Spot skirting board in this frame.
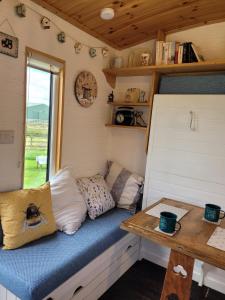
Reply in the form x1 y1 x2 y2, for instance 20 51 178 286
140 239 225 295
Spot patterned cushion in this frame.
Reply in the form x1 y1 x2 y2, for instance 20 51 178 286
77 175 115 220
105 161 144 211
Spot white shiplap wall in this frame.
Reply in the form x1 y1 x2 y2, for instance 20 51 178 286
142 94 225 293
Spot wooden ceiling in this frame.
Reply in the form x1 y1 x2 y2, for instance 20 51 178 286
31 0 225 49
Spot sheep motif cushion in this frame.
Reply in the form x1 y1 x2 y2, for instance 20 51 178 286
0 183 56 250
77 174 115 220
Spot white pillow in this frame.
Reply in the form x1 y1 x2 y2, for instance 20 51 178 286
50 167 87 234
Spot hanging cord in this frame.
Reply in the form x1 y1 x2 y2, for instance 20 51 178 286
21 2 106 50
0 18 17 36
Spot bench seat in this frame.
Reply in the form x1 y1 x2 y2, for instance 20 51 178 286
0 208 131 300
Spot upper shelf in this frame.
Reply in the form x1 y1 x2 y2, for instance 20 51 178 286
103 59 225 88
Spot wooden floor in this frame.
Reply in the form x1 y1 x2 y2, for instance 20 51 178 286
100 260 225 300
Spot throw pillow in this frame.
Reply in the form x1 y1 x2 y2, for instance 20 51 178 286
105 161 144 211
77 174 115 220
0 183 56 250
50 167 87 234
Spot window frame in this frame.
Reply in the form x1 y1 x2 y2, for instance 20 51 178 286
22 47 65 187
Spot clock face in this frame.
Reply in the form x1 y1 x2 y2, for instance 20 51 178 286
74 71 97 107
116 113 125 124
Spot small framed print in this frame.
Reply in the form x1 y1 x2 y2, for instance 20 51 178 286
0 32 19 58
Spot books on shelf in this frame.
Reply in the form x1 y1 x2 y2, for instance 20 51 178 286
156 41 204 65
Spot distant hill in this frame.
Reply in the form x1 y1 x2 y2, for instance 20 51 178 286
27 104 49 121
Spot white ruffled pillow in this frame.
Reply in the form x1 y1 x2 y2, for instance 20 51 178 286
50 167 87 235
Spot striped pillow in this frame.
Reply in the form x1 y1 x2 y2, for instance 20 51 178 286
105 161 144 211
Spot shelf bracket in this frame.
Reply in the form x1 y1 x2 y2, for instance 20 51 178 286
103 70 116 89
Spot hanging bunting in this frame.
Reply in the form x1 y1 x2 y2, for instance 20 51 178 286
7 1 110 57
15 3 26 17
41 16 51 29
74 42 82 54
89 48 97 58
57 32 65 43
102 47 109 57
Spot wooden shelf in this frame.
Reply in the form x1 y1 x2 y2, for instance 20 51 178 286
103 59 225 88
108 102 150 107
105 124 147 131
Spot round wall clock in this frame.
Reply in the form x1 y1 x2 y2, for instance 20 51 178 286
74 71 97 107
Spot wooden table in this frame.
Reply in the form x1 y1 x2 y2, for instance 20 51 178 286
120 198 225 300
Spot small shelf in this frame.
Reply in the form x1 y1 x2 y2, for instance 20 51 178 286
103 59 225 88
108 102 150 107
105 124 147 131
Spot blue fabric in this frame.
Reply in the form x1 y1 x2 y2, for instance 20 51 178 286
159 73 225 94
0 224 2 246
0 208 130 300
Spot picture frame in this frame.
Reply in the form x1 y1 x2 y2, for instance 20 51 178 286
0 32 19 58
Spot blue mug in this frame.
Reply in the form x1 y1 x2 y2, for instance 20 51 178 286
204 204 225 222
159 211 181 234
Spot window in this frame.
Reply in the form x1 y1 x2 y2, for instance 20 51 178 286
23 48 65 188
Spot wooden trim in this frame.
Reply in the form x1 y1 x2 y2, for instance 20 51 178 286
145 71 160 153
55 66 65 172
160 250 195 300
105 124 147 131
22 47 65 186
108 102 150 107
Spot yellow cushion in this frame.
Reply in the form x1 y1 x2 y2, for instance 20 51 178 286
0 183 56 250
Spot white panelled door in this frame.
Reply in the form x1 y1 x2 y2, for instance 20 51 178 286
143 94 225 209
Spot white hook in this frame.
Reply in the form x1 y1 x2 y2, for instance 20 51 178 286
189 111 195 131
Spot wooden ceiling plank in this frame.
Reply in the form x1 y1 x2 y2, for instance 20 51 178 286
30 0 121 49
101 0 225 40
31 0 225 49
93 0 199 33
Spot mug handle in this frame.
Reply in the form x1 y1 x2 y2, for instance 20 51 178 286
175 221 181 232
219 210 225 219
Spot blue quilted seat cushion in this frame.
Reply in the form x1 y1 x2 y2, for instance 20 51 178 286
0 208 131 300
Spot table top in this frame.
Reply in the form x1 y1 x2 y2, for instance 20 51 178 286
120 198 225 270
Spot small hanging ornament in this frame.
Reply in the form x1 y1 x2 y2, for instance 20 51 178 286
89 47 97 58
102 47 109 57
57 32 65 43
41 16 51 29
74 42 82 54
15 3 26 17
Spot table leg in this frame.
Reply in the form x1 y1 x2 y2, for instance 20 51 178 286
160 249 194 300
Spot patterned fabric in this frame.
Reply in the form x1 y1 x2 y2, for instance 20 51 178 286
0 208 130 300
105 161 144 211
77 174 115 219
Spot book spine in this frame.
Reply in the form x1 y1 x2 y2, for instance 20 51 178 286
182 42 187 63
190 43 198 62
164 42 169 64
167 41 176 64
178 44 183 64
174 42 180 64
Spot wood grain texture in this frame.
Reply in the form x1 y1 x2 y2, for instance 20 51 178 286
160 250 194 300
121 198 225 270
30 0 225 49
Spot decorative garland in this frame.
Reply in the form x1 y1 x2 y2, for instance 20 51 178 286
1 0 110 58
